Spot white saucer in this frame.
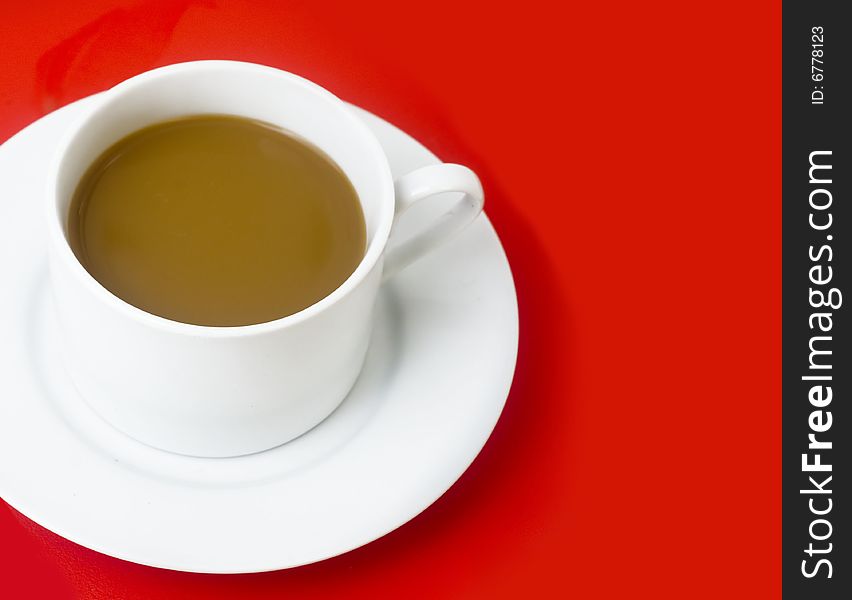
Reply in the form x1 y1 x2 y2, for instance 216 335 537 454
0 96 518 573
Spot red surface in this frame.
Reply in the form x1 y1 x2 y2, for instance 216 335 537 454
0 1 781 598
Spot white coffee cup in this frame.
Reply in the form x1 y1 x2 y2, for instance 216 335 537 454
46 61 484 457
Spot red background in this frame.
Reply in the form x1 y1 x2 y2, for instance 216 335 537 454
0 1 781 598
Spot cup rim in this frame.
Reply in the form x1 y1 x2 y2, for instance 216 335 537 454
46 60 395 338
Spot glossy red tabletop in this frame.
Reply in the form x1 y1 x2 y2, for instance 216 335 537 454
0 1 780 598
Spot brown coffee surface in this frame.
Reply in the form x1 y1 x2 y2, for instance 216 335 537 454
68 115 366 326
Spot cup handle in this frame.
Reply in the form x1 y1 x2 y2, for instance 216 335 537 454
383 163 484 280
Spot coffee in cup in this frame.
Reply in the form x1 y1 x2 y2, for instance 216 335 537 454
67 114 366 327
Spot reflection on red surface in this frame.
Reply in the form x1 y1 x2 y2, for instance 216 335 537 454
35 0 206 111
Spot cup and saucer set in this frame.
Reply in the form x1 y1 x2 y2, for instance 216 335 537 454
0 61 518 573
